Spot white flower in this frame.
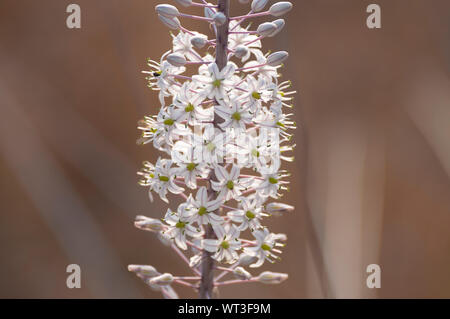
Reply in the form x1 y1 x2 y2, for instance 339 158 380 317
192 125 229 165
233 131 279 171
256 167 290 199
244 228 285 268
172 31 203 62
171 81 213 125
240 75 271 112
155 106 191 148
144 51 185 106
137 116 170 153
203 224 241 263
228 195 268 231
211 164 247 201
215 98 253 134
163 204 202 250
150 158 185 203
188 186 223 226
243 50 279 82
172 141 209 189
193 62 237 102
229 21 262 62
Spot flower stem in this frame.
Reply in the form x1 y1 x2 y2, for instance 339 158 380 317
199 0 230 300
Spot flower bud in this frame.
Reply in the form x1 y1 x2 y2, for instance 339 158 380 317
189 254 202 268
155 4 180 18
238 253 258 266
158 231 172 246
167 53 187 67
128 264 159 277
273 233 288 242
257 271 288 284
204 3 216 19
158 15 181 30
267 51 289 66
265 202 294 214
162 286 179 299
234 45 249 59
134 215 164 231
269 19 285 37
251 0 269 12
213 12 227 26
233 267 252 280
257 22 277 37
191 36 207 49
269 2 293 17
175 0 192 7
149 273 174 286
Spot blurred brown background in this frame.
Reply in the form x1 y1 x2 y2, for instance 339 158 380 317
1 0 449 298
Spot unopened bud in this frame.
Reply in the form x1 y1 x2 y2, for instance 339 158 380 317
213 12 226 26
149 273 174 286
269 2 293 17
128 264 159 277
238 253 258 266
234 45 249 59
191 36 207 49
158 231 172 246
257 22 277 37
158 15 181 30
134 215 164 231
257 271 288 284
162 286 179 299
155 4 180 18
269 19 285 37
167 53 187 67
251 0 269 12
267 51 289 66
233 267 252 280
265 202 294 214
174 0 192 7
204 3 216 19
273 233 288 242
189 254 202 268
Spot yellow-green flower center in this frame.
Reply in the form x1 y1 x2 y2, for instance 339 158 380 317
206 142 216 152
246 210 256 219
213 79 222 88
232 112 241 121
269 177 278 184
164 118 175 126
185 103 195 113
226 181 234 190
198 206 208 216
261 243 271 251
176 221 186 229
276 121 285 128
186 163 197 171
252 91 261 100
220 241 230 249
159 175 170 182
251 149 260 157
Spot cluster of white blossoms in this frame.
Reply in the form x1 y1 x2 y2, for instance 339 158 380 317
129 0 296 299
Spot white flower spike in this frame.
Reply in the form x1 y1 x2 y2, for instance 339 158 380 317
130 0 296 299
